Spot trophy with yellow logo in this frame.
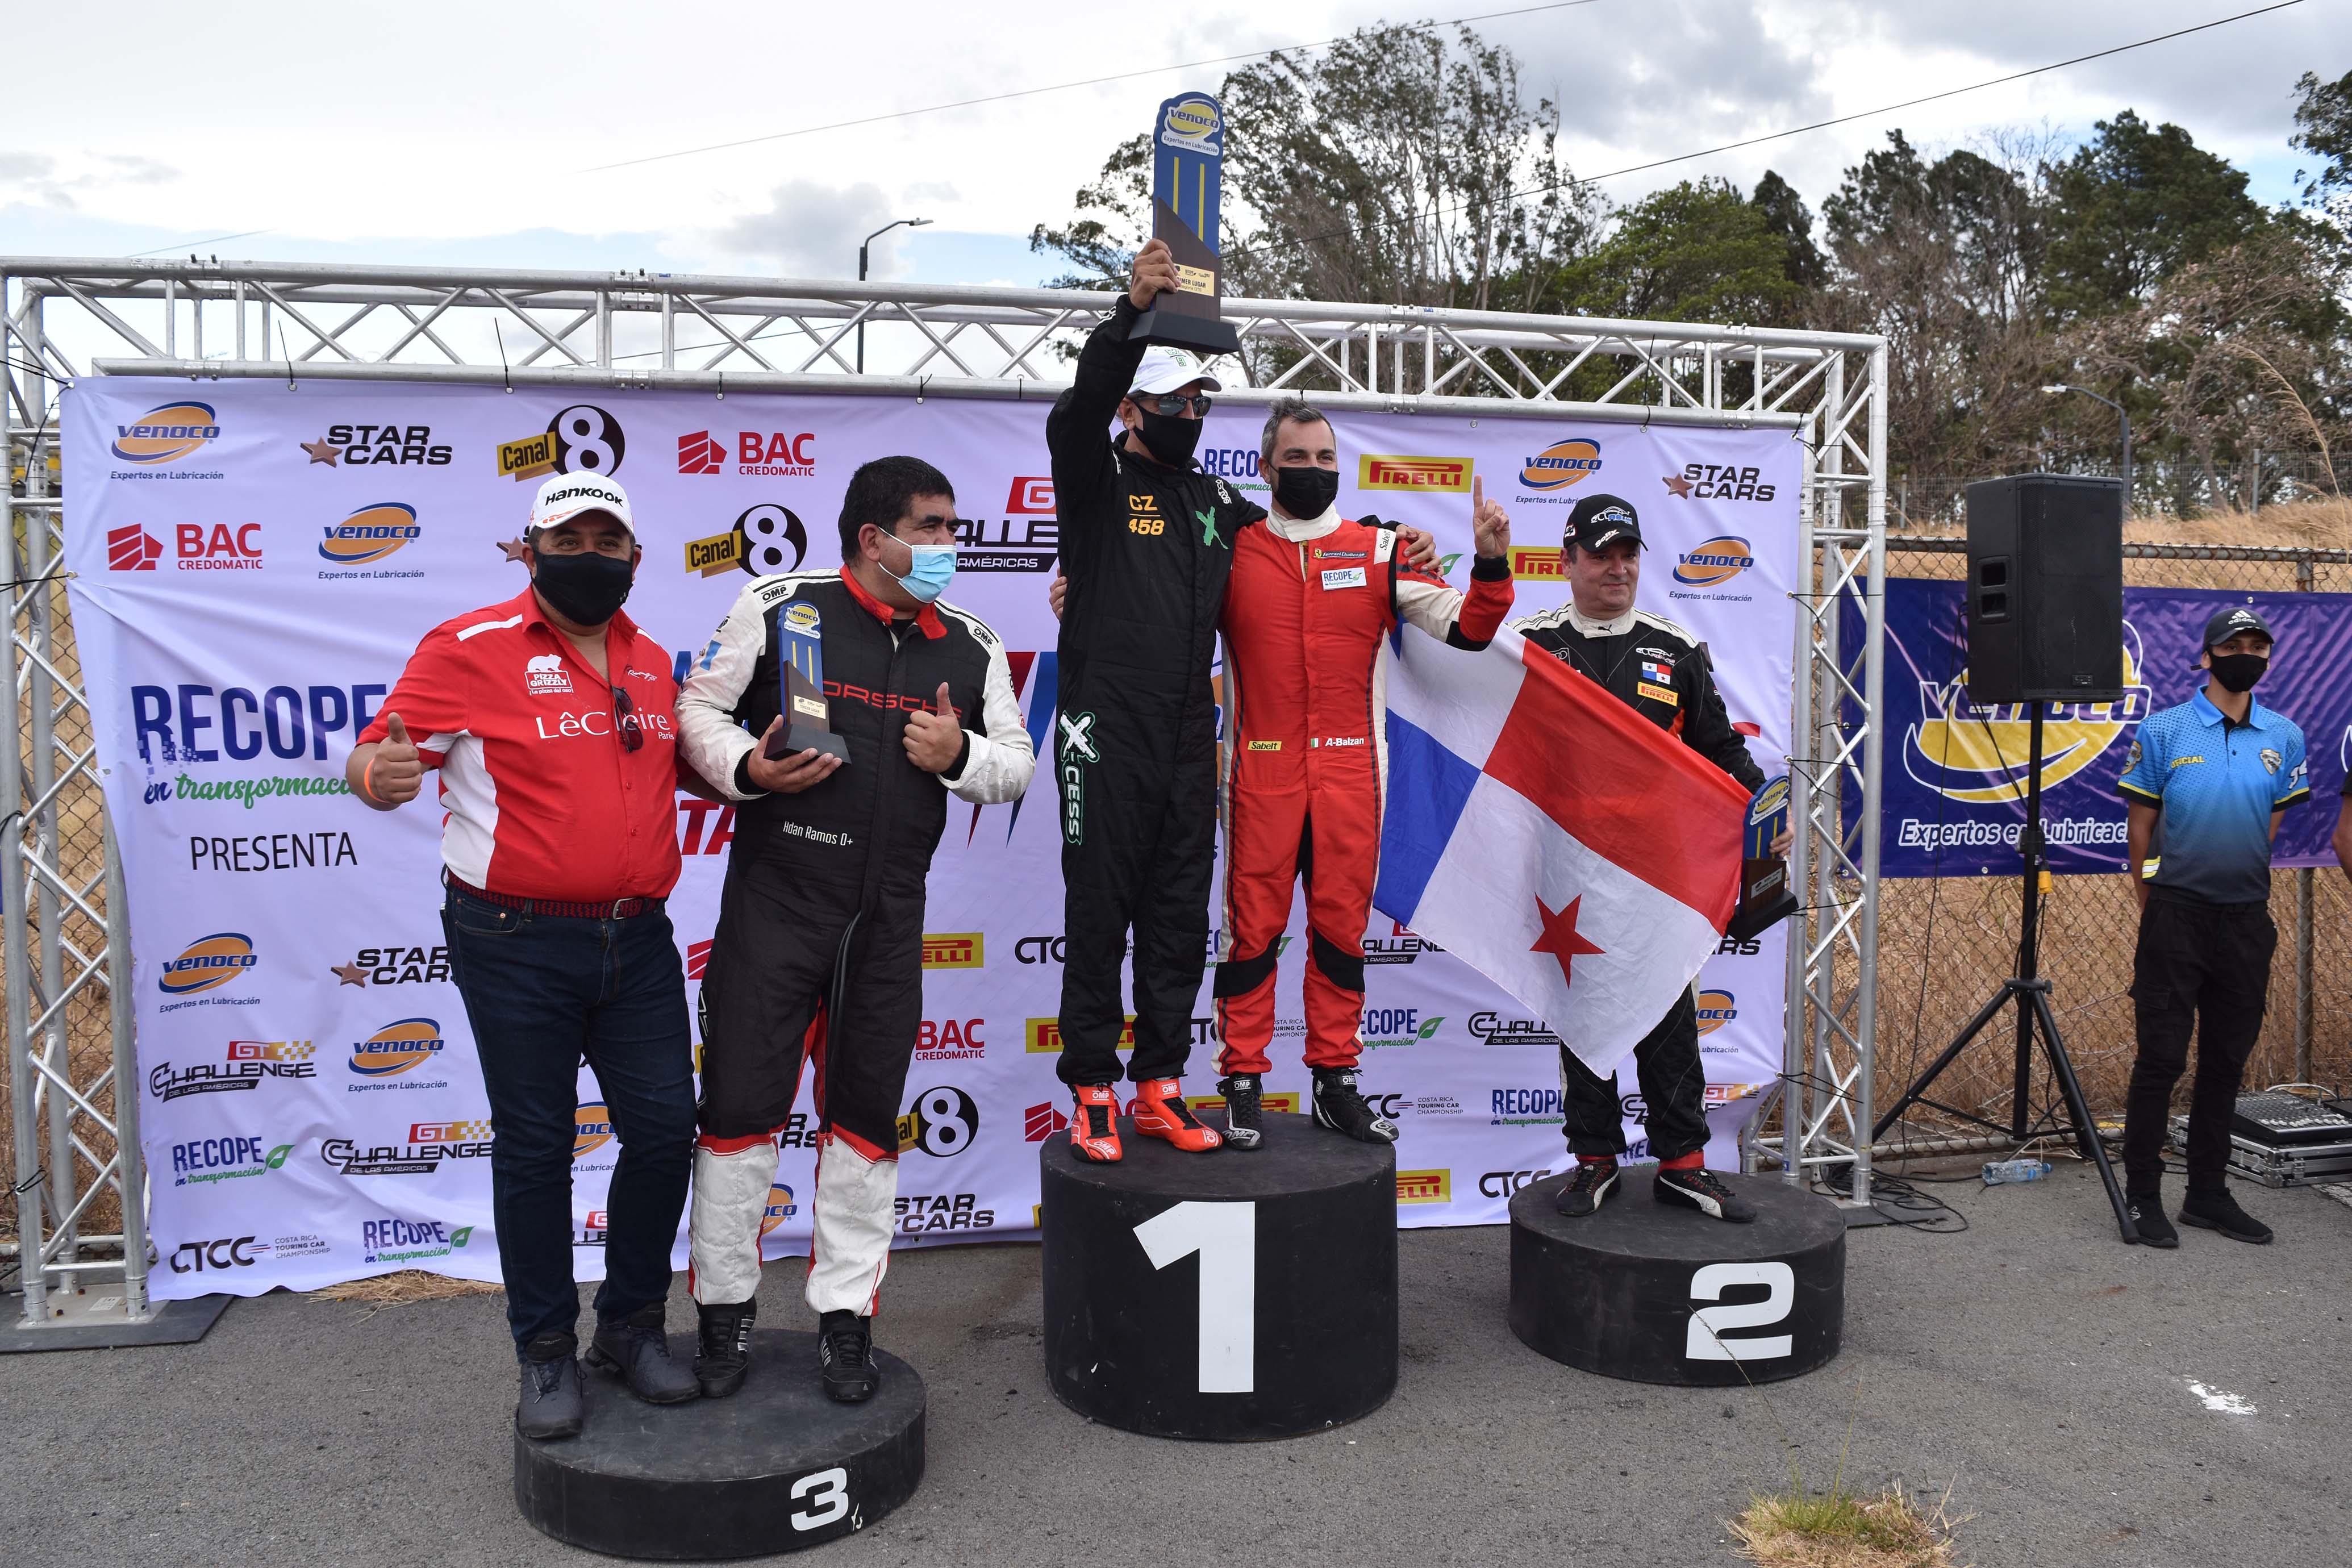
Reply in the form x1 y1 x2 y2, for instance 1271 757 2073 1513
1727 774 1797 940
1131 91 1241 356
763 600 849 763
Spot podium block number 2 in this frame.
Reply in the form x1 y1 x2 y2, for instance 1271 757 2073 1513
1685 1261 1795 1362
1134 1200 1256 1393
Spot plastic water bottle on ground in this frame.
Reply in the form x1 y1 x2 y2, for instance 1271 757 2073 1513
1982 1157 2053 1185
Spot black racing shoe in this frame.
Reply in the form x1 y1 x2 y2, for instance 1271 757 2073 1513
1311 1067 1399 1144
819 1310 881 1403
2180 1188 2272 1245
1217 1074 1265 1152
2126 1195 2178 1248
516 1333 585 1441
1554 1160 1620 1217
695 1300 757 1399
585 1303 700 1404
1654 1165 1758 1223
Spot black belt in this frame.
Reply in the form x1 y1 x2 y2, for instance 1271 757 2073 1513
445 874 662 921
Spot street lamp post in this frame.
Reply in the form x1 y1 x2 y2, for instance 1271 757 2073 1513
857 217 932 374
2042 383 2132 513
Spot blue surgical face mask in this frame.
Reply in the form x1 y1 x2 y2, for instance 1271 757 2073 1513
880 536 958 603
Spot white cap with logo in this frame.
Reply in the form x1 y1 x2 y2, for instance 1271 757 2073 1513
1129 348 1226 397
528 472 635 536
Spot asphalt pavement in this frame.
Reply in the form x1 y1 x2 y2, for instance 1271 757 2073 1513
4 1164 2346 1567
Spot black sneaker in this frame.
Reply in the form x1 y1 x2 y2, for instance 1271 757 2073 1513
2180 1188 2272 1245
584 1303 700 1404
1654 1165 1757 1223
516 1333 585 1441
1555 1160 1619 1217
695 1300 757 1399
2126 1196 2178 1248
1311 1067 1399 1144
1218 1074 1265 1151
818 1309 880 1403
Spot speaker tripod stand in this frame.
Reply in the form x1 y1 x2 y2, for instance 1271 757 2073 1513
1873 705 2138 1243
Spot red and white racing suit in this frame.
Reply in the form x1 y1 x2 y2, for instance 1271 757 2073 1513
1212 507 1513 1077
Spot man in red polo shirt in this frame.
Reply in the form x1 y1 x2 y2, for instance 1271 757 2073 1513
346 471 699 1440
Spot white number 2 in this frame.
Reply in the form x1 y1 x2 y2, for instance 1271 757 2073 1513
1685 1262 1795 1362
789 1466 849 1531
1133 1200 1256 1393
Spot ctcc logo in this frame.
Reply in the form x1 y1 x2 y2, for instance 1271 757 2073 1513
1478 1169 1554 1198
170 1236 265 1273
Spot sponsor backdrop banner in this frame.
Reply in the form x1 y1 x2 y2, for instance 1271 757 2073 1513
65 380 1799 1298
1857 578 2352 878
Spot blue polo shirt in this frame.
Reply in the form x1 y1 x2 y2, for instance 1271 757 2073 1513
2117 687 2311 904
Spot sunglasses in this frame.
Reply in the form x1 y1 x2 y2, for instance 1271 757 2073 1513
611 685 644 753
1136 391 1213 418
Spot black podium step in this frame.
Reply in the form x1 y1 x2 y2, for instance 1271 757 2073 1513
1508 1167 1845 1386
1041 1110 1398 1440
514 1329 924 1559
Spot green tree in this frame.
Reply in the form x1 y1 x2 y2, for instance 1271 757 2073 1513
1751 169 1826 292
2041 110 2268 316
1552 178 1798 324
2292 68 2352 248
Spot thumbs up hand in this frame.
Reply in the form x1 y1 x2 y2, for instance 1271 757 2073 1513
902 682 966 774
355 711 424 808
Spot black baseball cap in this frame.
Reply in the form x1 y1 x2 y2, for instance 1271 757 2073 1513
2195 604 2275 668
1563 493 1644 552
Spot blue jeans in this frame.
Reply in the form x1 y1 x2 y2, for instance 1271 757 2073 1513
441 882 696 1354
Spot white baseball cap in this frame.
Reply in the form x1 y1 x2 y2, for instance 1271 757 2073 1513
1129 348 1224 398
528 472 635 536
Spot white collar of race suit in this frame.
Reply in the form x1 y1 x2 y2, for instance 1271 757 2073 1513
1262 503 1342 543
1564 602 1639 637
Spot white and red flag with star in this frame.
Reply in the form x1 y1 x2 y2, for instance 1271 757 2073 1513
1372 625 1748 1073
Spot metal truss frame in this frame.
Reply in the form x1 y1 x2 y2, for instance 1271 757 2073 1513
0 256 1887 1328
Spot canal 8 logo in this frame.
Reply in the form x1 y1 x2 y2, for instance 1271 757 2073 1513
896 1085 980 1157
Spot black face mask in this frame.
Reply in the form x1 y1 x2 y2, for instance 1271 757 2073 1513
1136 409 1203 467
533 549 636 626
1272 464 1340 519
2208 652 2268 694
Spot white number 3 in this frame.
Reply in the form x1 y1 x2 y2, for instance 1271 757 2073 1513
789 1466 849 1531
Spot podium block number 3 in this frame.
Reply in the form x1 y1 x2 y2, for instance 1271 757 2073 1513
1135 1200 1256 1392
1685 1261 1795 1362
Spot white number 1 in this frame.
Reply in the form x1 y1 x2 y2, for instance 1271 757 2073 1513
1133 1200 1256 1392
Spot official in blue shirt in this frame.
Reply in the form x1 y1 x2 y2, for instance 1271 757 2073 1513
2115 606 2311 1248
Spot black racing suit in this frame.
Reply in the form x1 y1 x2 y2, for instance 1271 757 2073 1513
1047 297 1265 1087
1516 601 1766 1161
676 566 1033 1313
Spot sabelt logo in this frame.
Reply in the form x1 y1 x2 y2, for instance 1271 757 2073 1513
761 1183 799 1236
1507 546 1565 581
1673 535 1755 587
318 502 422 565
1694 989 1737 1035
575 1102 614 1159
922 933 983 969
159 933 258 995
111 401 220 465
1359 454 1473 494
1520 438 1603 491
349 1017 445 1077
1396 1169 1453 1204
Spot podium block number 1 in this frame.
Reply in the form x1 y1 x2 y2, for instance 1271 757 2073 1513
1135 1200 1256 1392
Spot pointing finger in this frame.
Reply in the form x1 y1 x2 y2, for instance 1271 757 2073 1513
1473 474 1483 511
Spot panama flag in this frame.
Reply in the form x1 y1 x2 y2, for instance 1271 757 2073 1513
1374 628 1749 1074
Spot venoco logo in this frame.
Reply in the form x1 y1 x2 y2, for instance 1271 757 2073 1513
111 401 220 465
760 1183 800 1236
1519 437 1603 491
159 933 258 995
349 1018 445 1078
1694 989 1737 1035
1905 627 2151 804
318 502 422 565
575 1103 615 1160
1673 536 1755 587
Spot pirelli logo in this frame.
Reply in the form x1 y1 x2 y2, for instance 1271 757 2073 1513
1026 1016 1136 1053
1360 454 1473 494
1396 1169 1452 1204
922 933 984 970
1509 545 1565 579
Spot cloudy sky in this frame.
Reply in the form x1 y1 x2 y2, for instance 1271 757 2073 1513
0 0 2336 290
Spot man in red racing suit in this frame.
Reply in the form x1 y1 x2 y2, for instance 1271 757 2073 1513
1212 398 1515 1146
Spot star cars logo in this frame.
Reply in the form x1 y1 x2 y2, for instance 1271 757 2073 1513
159 932 259 995
1358 454 1472 494
575 1103 614 1160
1695 990 1737 1035
318 502 423 566
302 424 452 468
1663 464 1776 502
896 1192 996 1233
349 1017 445 1078
107 523 164 570
111 401 220 465
150 1039 316 1100
760 1184 799 1236
1396 1169 1452 1204
498 404 625 481
331 944 452 987
896 1085 980 1157
921 933 983 969
1520 437 1603 492
1905 627 2150 804
677 430 726 475
1673 536 1754 587
320 1119 494 1176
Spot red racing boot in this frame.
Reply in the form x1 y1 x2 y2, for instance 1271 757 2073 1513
1068 1084 1124 1164
1130 1078 1223 1153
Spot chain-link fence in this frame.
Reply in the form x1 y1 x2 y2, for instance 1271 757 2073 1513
1870 527 2352 1147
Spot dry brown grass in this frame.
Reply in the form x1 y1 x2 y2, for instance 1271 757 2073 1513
1729 1483 1964 1568
308 1271 504 1306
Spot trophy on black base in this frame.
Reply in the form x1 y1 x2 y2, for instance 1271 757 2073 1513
1131 91 1241 357
762 599 850 764
1726 774 1798 941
